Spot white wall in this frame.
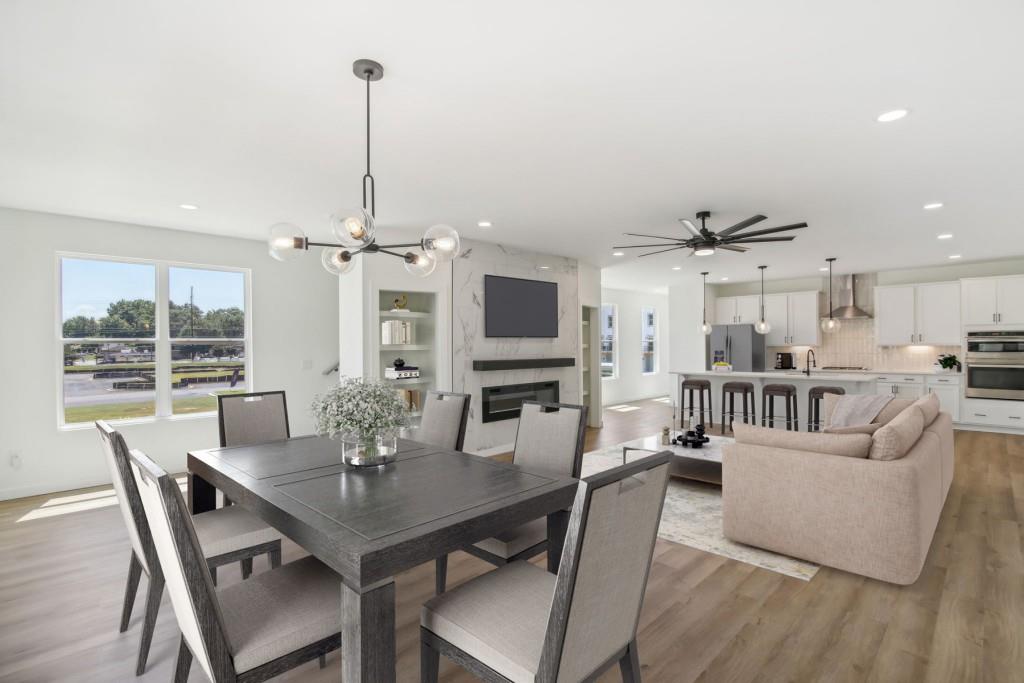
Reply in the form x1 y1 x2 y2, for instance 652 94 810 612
600 288 672 405
669 277 707 373
0 208 338 500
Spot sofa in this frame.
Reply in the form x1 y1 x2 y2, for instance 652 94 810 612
721 392 954 585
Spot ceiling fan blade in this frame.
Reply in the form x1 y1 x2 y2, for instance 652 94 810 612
715 214 767 238
613 243 692 249
721 223 808 240
678 219 701 237
638 246 687 257
729 236 798 244
624 232 685 241
687 250 695 257
717 244 750 252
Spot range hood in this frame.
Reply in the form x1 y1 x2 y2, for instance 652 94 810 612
825 273 874 320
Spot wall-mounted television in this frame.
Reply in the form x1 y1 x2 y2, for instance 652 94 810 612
484 274 558 338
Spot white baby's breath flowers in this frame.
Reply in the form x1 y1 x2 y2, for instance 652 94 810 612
311 376 408 439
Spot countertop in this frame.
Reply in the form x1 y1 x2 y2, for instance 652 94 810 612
670 369 963 382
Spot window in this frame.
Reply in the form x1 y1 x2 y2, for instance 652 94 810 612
600 304 617 379
641 307 657 374
58 255 250 426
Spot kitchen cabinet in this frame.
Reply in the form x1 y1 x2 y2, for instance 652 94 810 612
962 397 1024 428
875 374 925 400
961 275 1024 325
875 281 960 346
739 291 820 346
763 294 789 346
926 375 961 422
715 295 761 324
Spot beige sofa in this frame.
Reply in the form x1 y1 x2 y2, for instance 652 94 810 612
721 394 954 585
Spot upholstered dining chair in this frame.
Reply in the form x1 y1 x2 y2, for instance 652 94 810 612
127 447 342 683
434 401 588 594
415 390 471 451
421 451 671 683
96 421 283 676
217 391 290 448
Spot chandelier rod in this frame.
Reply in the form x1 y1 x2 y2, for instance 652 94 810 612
362 70 376 218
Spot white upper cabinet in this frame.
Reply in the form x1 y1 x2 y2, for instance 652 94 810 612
996 277 1024 325
788 291 821 346
715 295 762 324
875 281 961 346
763 294 789 346
715 297 735 325
961 276 1024 325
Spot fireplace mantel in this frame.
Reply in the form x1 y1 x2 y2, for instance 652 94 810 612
472 358 575 371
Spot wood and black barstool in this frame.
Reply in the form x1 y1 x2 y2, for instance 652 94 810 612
680 378 714 430
808 385 846 431
720 381 756 433
762 383 799 430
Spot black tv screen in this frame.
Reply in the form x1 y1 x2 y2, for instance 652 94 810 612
484 275 558 338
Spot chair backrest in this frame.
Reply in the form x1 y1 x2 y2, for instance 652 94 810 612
538 451 671 682
512 401 588 478
416 391 471 451
218 391 290 447
128 448 234 682
95 421 156 576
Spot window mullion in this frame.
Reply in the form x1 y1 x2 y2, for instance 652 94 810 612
155 263 172 417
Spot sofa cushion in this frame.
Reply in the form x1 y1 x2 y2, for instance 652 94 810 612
869 405 925 461
732 423 872 459
873 398 916 426
911 391 940 426
824 423 883 435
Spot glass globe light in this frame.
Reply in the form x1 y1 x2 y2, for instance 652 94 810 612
268 223 307 261
321 248 356 276
754 318 771 334
403 251 437 278
421 224 461 262
821 317 841 333
329 208 375 248
701 322 713 336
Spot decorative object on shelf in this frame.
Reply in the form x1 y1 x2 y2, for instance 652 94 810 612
614 210 807 258
754 265 771 335
671 424 711 449
381 319 414 345
385 364 420 379
266 59 460 277
662 426 671 445
391 294 408 311
701 271 712 335
821 257 841 333
393 358 405 368
311 377 408 467
937 353 961 373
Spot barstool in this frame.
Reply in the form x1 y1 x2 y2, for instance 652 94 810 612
762 383 799 431
680 378 713 430
721 381 756 434
808 386 846 432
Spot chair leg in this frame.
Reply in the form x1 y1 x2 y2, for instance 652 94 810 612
269 544 282 569
120 551 142 633
319 654 327 669
210 565 217 587
793 395 799 431
136 573 164 675
706 389 713 428
785 395 792 431
421 635 440 683
728 392 735 433
619 639 642 683
698 390 705 429
435 555 448 595
241 557 253 580
174 636 192 683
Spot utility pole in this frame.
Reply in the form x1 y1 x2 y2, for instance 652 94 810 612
189 285 196 360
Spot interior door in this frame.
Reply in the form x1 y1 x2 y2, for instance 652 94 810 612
763 294 789 346
715 297 736 324
735 296 761 324
788 291 821 346
875 286 916 346
961 278 998 325
916 282 961 344
997 276 1024 325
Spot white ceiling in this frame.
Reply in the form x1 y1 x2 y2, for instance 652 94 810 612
2 1 1023 291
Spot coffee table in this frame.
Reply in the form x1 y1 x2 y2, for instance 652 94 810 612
620 434 732 486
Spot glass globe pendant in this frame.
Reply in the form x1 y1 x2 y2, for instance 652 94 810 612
321 248 356 275
268 223 307 261
702 321 713 336
330 207 375 248
403 251 437 277
821 317 841 333
754 265 770 335
421 224 461 262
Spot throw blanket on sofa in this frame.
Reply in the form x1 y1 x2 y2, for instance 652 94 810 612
829 394 893 428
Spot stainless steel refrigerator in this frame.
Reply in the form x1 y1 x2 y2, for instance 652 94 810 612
706 324 766 372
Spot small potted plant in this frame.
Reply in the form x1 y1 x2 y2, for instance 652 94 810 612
311 377 409 466
937 353 961 373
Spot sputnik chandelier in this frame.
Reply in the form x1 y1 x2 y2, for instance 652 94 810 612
266 59 459 276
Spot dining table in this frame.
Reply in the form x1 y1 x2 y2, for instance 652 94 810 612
187 435 580 682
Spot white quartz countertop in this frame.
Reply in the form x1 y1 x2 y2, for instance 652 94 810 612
671 370 875 383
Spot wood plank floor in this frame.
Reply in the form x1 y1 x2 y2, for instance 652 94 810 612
1 398 1021 682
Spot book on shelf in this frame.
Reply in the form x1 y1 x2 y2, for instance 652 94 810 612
385 366 421 379
381 320 415 345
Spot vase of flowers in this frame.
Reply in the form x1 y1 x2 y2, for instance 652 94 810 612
311 377 409 467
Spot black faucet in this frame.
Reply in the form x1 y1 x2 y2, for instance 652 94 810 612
805 348 816 376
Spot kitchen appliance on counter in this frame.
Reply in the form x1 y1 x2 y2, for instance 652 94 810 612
775 352 796 370
965 331 1024 400
707 324 766 372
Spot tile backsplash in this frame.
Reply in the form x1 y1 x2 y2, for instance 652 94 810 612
769 319 960 371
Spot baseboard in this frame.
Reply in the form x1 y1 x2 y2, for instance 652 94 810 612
952 422 1024 435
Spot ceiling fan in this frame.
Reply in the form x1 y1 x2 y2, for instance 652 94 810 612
615 210 808 258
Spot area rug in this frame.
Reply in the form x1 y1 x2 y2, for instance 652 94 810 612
581 442 820 581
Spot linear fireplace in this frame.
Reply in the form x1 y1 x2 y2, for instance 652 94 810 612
481 381 559 423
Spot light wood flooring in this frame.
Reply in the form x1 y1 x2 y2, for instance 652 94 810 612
1 398 1022 682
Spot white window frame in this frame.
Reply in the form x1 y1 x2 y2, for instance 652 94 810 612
600 303 618 380
641 306 658 375
55 252 253 429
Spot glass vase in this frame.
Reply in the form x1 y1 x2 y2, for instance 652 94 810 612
341 430 398 467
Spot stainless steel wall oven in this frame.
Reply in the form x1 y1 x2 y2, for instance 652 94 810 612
965 331 1024 400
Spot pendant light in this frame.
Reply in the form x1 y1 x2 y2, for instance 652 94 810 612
700 272 712 335
754 265 771 334
267 59 459 277
821 257 841 333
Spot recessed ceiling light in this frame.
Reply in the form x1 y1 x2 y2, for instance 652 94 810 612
819 267 829 272
612 251 625 257
720 277 729 281
948 254 962 260
477 220 492 228
179 203 199 210
923 202 943 210
672 266 681 271
937 233 953 240
876 109 909 123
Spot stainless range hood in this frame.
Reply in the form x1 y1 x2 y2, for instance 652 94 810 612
825 273 874 320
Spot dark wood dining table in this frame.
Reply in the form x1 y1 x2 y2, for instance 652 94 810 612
187 435 580 682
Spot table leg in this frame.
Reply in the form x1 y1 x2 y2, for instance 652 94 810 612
547 510 570 573
342 580 396 683
187 472 216 514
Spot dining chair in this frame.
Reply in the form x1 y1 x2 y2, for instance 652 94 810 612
415 390 471 451
421 451 671 683
435 401 588 594
96 421 283 675
217 391 290 448
127 446 342 683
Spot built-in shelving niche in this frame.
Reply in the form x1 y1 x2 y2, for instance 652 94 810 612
377 290 437 422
